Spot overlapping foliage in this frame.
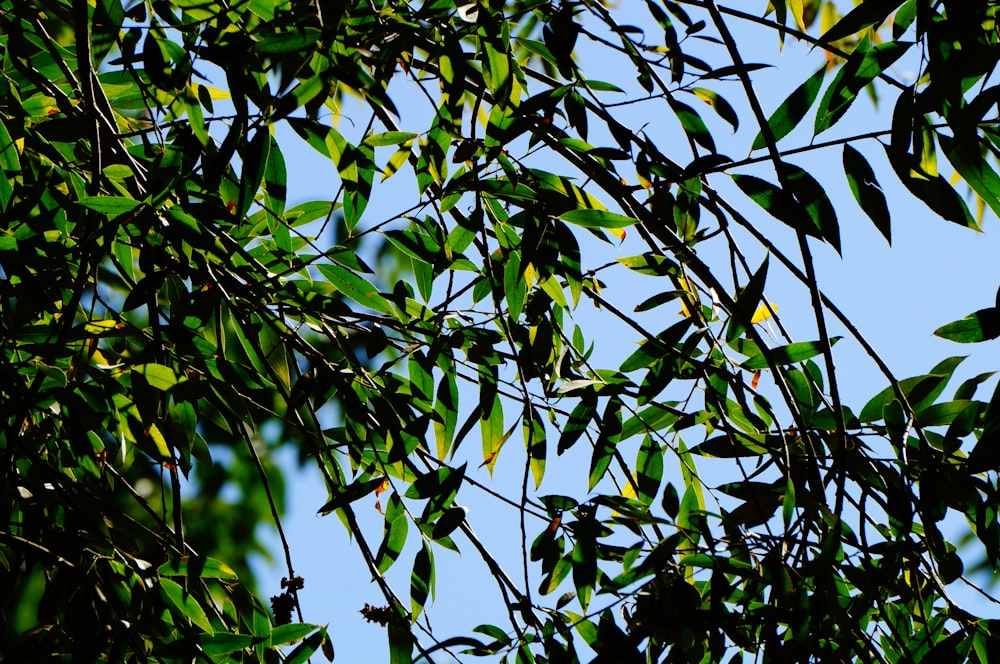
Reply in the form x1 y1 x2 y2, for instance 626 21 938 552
3 0 1000 661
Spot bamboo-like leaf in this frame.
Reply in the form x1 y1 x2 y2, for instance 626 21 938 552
525 406 547 489
79 196 142 216
160 578 213 633
883 144 978 230
558 209 638 230
940 134 1000 220
752 66 825 150
726 256 769 342
316 264 392 314
410 541 434 620
934 308 1000 343
819 0 905 43
743 337 841 370
375 493 408 573
815 39 912 134
843 144 891 243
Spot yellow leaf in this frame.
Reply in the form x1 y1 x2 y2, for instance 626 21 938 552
788 0 807 31
751 303 778 324
524 262 536 289
147 423 172 460
83 319 122 335
621 477 637 500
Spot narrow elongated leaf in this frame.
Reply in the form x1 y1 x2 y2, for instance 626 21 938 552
79 196 142 216
819 0 905 43
132 364 181 391
690 87 739 132
589 398 622 490
860 357 966 422
199 633 255 656
815 40 912 134
883 144 977 230
635 435 663 506
375 493 408 573
365 131 418 147
270 623 321 646
316 264 392 314
743 337 841 370
160 578 213 633
620 319 692 373
559 397 596 454
940 134 1000 220
525 406 547 489
934 308 1000 343
434 365 459 459
752 66 825 150
317 476 386 515
726 257 769 342
158 557 239 581
731 174 794 225
558 209 637 230
843 144 891 243
389 616 413 664
410 542 434 620
670 99 715 152
781 162 841 252
256 27 321 53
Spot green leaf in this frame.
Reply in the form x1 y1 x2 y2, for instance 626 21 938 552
389 614 413 664
781 162 841 252
434 365 459 459
616 253 678 276
283 630 327 664
620 319 692 373
843 144 891 243
317 476 386 515
559 397 596 454
860 357 966 422
743 337 841 370
819 0 905 43
365 131 418 147
635 435 663 506
670 99 715 152
270 623 321 646
199 633 255 655
256 27 321 53
690 433 769 458
940 134 1000 221
158 557 239 581
0 118 18 210
815 39 911 134
410 541 435 620
78 196 142 216
160 578 213 633
726 256 769 342
558 209 638 230
132 364 181 391
375 493 409 573
525 406 547 489
731 174 794 225
316 264 392 314
691 88 739 133
583 79 625 93
883 144 978 230
752 66 825 150
934 308 1000 343
589 398 622 490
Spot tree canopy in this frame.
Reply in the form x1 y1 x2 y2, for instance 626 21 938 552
3 0 1000 661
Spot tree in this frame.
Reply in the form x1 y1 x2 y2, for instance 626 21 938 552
3 0 1000 661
